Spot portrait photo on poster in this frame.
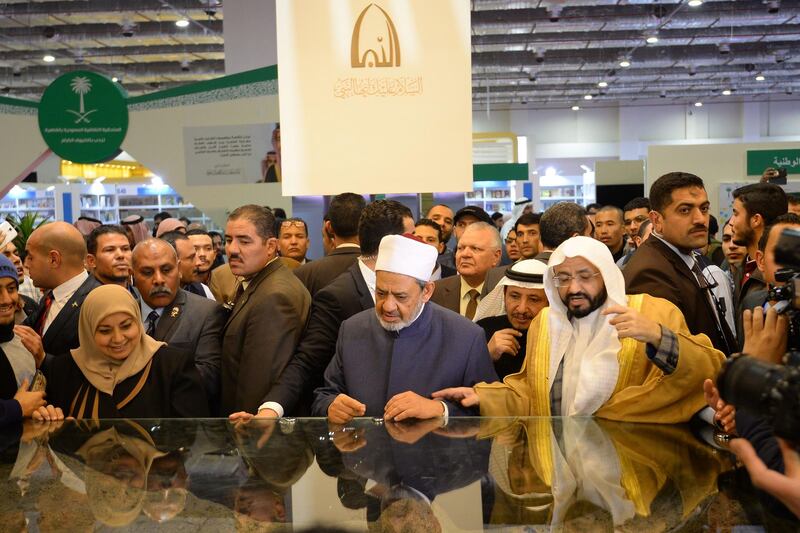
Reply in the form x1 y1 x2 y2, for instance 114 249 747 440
183 122 280 185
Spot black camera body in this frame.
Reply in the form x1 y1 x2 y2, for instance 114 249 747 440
717 227 800 441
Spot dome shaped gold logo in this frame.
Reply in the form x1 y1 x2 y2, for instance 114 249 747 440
351 3 400 68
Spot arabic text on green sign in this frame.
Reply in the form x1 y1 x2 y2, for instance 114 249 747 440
38 70 128 163
746 149 800 176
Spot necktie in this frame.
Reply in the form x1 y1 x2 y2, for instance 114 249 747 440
465 289 480 320
37 292 53 336
146 310 160 337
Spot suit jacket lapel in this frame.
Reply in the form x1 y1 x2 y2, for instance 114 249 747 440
224 260 281 329
155 290 186 341
43 275 97 345
350 264 374 310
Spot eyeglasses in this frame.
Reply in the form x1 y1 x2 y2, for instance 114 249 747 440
553 271 601 287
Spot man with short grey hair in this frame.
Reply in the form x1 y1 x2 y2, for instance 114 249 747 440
430 222 501 318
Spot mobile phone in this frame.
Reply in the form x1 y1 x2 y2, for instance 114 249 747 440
0 221 17 250
28 370 46 392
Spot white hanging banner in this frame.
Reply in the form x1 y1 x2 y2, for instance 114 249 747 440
276 0 472 196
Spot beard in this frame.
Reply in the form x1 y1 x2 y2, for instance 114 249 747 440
732 225 755 247
378 297 425 332
563 287 608 319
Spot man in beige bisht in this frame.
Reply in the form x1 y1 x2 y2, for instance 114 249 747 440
435 236 725 423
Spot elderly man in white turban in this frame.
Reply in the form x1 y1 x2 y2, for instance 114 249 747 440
312 234 498 423
474 259 549 379
435 236 725 423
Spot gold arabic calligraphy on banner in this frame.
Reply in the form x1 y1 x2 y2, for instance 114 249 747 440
333 76 424 99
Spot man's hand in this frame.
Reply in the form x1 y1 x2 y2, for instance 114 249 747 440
14 326 45 368
488 329 522 361
31 404 63 422
328 394 366 424
602 304 661 346
384 391 444 422
432 387 479 408
385 418 443 444
731 437 800 518
703 379 736 434
330 426 367 453
228 408 280 423
13 379 46 417
743 307 788 364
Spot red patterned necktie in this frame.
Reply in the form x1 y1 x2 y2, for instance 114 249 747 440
37 292 54 335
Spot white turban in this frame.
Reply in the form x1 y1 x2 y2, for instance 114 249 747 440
473 259 547 322
376 234 438 282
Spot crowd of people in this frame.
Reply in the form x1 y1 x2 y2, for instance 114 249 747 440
1 172 800 515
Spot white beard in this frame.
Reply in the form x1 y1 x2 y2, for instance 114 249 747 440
378 297 425 332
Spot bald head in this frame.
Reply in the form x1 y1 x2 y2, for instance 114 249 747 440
25 222 88 289
132 238 178 266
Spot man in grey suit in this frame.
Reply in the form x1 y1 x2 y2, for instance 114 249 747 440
430 222 501 319
132 239 226 412
221 205 311 415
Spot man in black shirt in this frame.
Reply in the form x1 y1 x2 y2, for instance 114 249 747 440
474 259 548 378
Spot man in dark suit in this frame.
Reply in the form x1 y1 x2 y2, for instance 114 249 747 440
293 192 367 296
624 172 736 355
220 205 311 415
131 238 226 412
229 199 414 420
20 222 101 357
430 222 501 319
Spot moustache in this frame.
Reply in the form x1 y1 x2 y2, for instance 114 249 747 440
149 286 173 298
566 291 590 301
691 225 708 232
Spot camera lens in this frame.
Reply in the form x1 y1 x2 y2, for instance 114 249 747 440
717 356 783 414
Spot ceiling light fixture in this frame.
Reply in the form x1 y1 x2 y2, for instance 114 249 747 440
111 76 119 82
619 59 631 68
688 0 703 6
645 34 659 44
584 94 593 100
598 81 608 88
722 89 731 95
571 105 580 111
42 54 55 63
694 102 703 107
175 18 190 28
756 74 766 81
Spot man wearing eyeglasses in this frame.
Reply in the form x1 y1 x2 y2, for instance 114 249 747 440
434 236 724 423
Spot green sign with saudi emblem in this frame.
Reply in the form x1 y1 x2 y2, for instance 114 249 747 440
38 70 128 163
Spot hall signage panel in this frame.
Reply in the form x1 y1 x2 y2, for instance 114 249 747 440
276 0 472 195
746 149 800 176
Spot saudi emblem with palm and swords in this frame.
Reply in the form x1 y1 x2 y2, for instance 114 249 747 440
67 75 97 124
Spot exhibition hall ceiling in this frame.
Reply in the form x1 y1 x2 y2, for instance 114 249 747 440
1 0 798 108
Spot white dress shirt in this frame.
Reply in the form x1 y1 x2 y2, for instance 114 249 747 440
459 277 485 316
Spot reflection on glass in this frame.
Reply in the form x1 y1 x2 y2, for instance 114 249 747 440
0 417 793 530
